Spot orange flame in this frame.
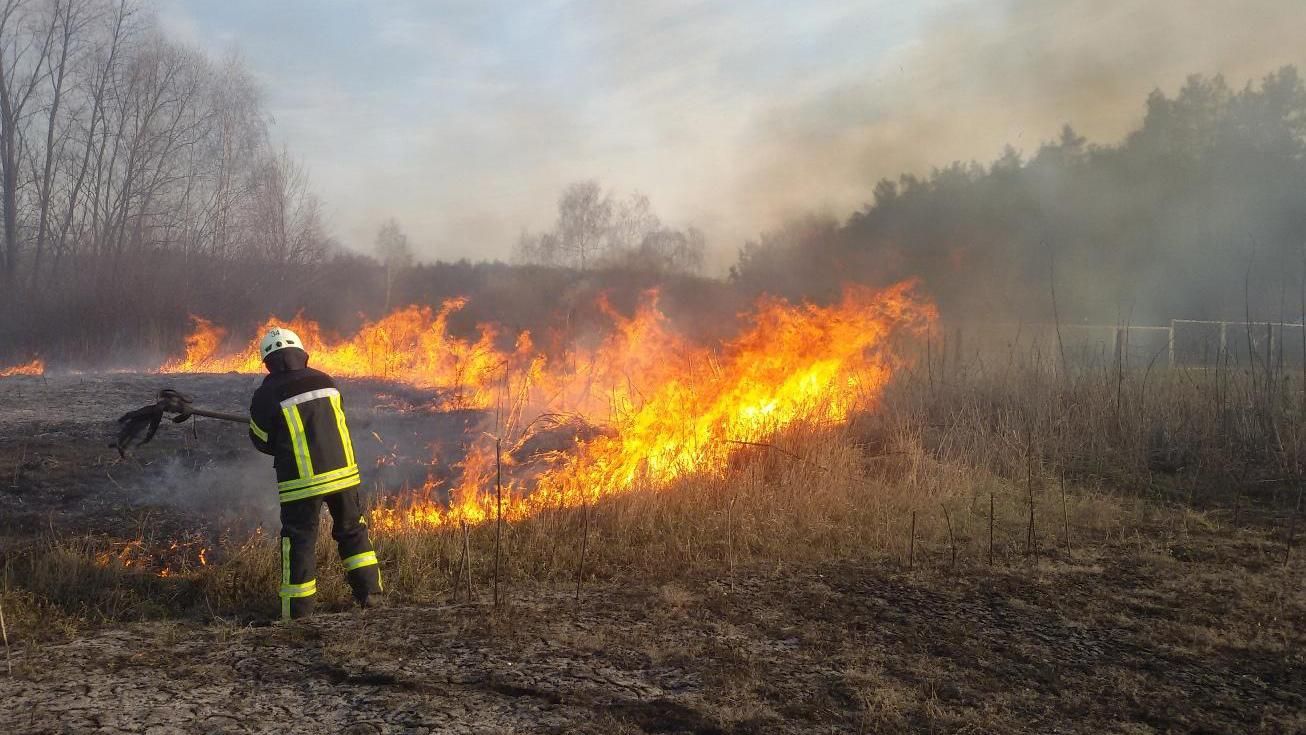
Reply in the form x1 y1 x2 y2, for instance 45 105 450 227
364 281 936 532
94 537 212 578
162 300 534 409
0 358 44 377
94 539 147 569
162 282 934 533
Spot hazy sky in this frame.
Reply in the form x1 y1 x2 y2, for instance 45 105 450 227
157 0 1306 271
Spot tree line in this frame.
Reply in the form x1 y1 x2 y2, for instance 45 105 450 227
731 67 1306 324
0 0 328 299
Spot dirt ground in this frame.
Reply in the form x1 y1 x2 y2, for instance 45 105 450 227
2 374 1304 734
6 549 1304 734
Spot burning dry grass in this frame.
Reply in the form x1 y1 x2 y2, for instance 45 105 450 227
161 302 528 410
4 298 1305 641
0 393 1145 632
0 359 44 377
357 401 1137 601
161 281 939 533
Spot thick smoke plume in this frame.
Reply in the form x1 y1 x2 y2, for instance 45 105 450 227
736 0 1306 239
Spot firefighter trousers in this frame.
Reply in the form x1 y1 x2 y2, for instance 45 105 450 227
279 486 382 620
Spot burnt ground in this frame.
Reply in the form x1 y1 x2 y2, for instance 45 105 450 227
1 374 1305 734
0 372 485 546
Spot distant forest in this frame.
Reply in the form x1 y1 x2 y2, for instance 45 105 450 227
732 67 1306 326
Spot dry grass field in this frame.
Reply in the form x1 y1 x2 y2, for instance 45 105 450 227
1 355 1303 733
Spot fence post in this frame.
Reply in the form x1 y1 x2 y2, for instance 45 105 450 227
953 326 963 376
1267 322 1274 379
1168 320 1176 368
941 326 949 384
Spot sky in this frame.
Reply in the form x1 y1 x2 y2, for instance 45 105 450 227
157 0 1306 271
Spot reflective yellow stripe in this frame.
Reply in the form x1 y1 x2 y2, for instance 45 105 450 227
329 394 355 466
281 388 338 407
342 551 377 571
278 472 360 503
277 464 359 492
280 579 317 597
250 419 269 442
282 405 314 479
281 537 291 620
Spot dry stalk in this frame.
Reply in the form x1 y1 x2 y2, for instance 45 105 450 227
0 597 10 676
493 436 503 609
926 326 935 397
989 492 995 566
458 521 473 602
576 496 591 608
725 439 831 473
1286 484 1303 567
1060 473 1072 557
1047 240 1068 377
941 503 957 568
1026 418 1037 560
908 511 916 570
11 442 25 488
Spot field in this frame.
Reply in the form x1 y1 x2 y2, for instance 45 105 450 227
1 363 1304 734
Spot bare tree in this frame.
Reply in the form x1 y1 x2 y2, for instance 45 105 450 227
27 0 94 287
246 147 326 266
555 179 611 271
0 0 57 285
94 34 212 275
516 180 705 275
0 0 342 360
200 52 263 261
375 217 413 309
606 191 660 253
48 0 136 284
635 226 706 275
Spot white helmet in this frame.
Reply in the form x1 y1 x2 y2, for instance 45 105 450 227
259 327 305 360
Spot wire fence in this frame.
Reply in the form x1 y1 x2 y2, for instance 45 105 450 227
925 319 1306 372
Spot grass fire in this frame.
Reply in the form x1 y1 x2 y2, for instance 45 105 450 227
0 359 44 377
2 2 1305 733
161 282 934 532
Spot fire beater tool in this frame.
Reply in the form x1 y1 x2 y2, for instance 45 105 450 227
114 388 247 457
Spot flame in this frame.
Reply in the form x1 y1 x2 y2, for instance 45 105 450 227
536 283 929 492
0 358 44 377
370 441 506 531
94 539 147 569
162 282 933 533
162 300 533 409
94 537 211 578
363 281 936 532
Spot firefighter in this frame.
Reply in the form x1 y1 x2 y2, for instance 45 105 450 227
248 327 382 620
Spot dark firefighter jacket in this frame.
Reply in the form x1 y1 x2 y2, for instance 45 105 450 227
249 348 360 503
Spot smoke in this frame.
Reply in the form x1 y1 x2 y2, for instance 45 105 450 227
130 382 495 535
734 0 1306 245
159 1 1305 272
142 453 279 533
